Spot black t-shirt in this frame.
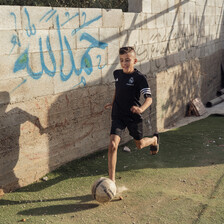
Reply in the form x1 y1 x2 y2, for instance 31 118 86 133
112 69 151 120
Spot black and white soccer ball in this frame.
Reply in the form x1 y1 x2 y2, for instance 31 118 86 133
91 177 116 203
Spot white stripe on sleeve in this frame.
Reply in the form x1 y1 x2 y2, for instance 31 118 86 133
140 88 151 95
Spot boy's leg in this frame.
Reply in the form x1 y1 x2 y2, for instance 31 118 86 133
127 119 159 154
134 136 157 150
108 134 121 182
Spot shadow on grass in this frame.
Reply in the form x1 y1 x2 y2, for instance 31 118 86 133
18 203 99 216
14 115 224 194
0 194 92 205
0 194 99 216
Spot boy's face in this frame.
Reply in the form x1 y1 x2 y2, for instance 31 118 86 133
119 51 137 74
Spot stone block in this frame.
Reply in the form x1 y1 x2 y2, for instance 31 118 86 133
142 0 152 13
72 47 107 73
204 25 210 36
54 8 79 29
173 51 181 65
217 0 224 7
167 0 175 12
99 28 119 65
0 6 21 30
166 54 175 67
49 30 62 51
49 29 76 52
0 91 10 105
140 29 150 44
100 28 119 46
101 64 120 84
21 6 54 31
180 50 187 62
84 66 102 87
0 54 31 81
76 28 99 49
73 48 88 69
128 29 140 46
53 70 82 94
183 13 190 26
146 44 153 59
54 65 102 94
102 9 123 28
79 8 102 29
135 45 149 62
158 42 168 57
151 0 167 14
30 50 61 75
145 13 156 29
108 45 120 65
148 28 159 44
165 13 175 27
216 0 221 7
19 29 50 53
0 30 20 56
119 30 129 47
195 0 207 7
170 39 179 53
157 27 166 42
140 60 151 75
60 29 77 50
140 13 149 29
215 41 222 51
0 75 54 103
123 12 143 30
151 43 161 58
92 47 108 68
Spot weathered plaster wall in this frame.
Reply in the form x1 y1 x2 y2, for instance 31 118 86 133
0 0 223 192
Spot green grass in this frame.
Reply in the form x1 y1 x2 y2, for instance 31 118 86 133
1 115 224 224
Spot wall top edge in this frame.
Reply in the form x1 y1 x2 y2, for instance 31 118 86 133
0 5 123 12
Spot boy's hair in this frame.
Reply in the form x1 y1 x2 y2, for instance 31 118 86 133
119 46 136 55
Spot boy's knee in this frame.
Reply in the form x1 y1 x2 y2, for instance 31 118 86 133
135 140 144 150
109 140 118 152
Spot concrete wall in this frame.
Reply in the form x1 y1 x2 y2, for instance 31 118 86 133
0 0 224 192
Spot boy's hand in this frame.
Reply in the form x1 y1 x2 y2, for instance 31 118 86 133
130 106 143 114
104 103 112 110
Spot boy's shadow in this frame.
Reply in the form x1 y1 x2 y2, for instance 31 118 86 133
0 194 99 215
0 91 44 192
18 203 99 215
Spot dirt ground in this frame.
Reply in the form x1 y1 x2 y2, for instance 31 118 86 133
0 102 224 224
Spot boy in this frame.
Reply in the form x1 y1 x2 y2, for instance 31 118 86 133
105 47 159 182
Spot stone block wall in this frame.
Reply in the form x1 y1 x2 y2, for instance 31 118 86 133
0 0 223 192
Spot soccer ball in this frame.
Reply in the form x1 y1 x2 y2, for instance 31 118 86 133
91 177 117 203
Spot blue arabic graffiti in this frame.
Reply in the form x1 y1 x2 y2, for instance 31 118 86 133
11 8 108 90
24 8 36 37
72 12 102 35
9 12 21 55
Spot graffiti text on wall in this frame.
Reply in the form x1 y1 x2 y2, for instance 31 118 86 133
10 8 108 91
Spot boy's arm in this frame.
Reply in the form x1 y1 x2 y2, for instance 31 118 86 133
130 97 152 114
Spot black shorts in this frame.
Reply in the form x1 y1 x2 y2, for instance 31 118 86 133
110 117 143 140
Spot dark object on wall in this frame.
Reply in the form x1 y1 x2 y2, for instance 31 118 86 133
206 95 224 108
187 98 207 116
217 88 224 97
